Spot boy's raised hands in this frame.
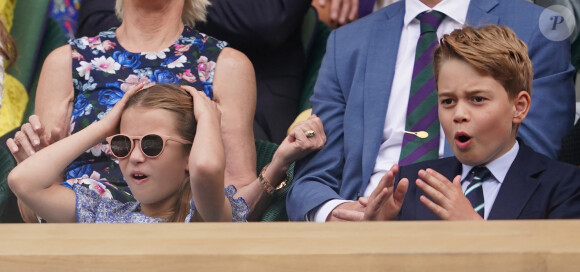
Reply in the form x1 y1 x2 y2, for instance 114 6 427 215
416 169 483 221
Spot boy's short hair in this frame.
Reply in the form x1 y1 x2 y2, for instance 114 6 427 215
433 25 533 99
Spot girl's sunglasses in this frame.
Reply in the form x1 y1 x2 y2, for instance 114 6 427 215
106 134 192 159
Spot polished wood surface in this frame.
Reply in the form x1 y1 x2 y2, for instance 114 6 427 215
0 220 579 271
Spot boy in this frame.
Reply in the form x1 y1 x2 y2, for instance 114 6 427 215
334 25 580 221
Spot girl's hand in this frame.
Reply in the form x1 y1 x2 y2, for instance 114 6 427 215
6 115 62 163
98 83 144 135
273 114 326 167
181 85 221 123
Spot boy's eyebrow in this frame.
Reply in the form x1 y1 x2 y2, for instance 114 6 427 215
437 90 454 97
464 89 491 96
438 89 491 97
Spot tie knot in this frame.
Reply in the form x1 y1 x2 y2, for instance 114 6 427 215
418 10 446 34
469 166 492 182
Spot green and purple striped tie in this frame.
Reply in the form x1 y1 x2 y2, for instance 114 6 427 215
399 11 446 166
464 166 491 218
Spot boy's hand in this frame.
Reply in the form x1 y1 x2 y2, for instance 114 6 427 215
332 164 409 221
416 169 483 221
362 164 408 221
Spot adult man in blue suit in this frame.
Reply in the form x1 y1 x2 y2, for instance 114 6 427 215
287 0 576 221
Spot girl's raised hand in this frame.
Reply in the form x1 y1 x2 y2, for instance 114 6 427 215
181 86 221 123
98 83 144 135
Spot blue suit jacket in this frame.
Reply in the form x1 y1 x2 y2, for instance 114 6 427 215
287 0 576 221
397 142 580 220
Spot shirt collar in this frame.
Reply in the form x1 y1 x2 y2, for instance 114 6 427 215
404 0 470 27
461 141 520 184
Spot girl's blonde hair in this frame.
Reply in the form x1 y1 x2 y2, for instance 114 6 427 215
124 84 197 222
115 0 210 27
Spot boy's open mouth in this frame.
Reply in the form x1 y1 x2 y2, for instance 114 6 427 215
455 132 472 143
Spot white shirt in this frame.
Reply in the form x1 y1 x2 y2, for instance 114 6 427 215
374 0 400 11
309 0 470 222
461 142 519 220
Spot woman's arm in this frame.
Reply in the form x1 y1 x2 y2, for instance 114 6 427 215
213 48 257 188
6 45 74 163
239 115 326 220
34 45 75 148
183 87 231 222
213 48 326 220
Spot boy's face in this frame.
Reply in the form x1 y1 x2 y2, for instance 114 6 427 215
437 58 529 166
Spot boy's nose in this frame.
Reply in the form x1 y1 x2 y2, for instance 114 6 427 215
453 104 470 123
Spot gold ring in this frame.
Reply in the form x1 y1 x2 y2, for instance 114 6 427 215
305 130 316 138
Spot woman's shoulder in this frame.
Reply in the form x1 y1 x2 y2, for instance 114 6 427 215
68 27 118 53
182 25 228 48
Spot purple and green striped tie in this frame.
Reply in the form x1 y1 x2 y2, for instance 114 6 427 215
399 11 446 166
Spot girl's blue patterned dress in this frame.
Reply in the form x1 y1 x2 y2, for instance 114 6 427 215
70 179 248 223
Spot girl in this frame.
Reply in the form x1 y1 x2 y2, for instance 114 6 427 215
8 83 253 222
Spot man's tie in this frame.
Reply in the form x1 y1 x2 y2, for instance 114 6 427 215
358 0 376 19
399 11 446 166
464 166 491 218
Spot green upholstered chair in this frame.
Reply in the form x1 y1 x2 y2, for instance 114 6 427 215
0 147 19 222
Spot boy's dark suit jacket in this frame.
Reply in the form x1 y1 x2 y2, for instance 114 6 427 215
396 141 580 220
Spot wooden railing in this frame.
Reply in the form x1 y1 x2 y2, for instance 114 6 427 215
0 220 579 271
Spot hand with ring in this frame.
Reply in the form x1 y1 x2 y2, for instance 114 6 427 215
271 114 326 168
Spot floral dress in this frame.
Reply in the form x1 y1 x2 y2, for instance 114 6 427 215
69 178 249 223
66 26 227 202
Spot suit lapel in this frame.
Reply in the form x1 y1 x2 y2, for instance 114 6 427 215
361 4 405 187
466 0 500 27
415 159 463 220
488 144 543 219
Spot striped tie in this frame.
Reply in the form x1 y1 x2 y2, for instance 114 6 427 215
464 166 491 218
399 11 446 166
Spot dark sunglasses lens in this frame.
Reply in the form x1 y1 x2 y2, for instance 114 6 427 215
141 134 164 157
110 135 132 157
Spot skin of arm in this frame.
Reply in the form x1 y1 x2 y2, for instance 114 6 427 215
212 48 257 190
184 87 232 222
34 45 75 150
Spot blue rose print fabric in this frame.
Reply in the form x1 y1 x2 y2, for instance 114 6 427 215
66 26 227 201
70 179 249 223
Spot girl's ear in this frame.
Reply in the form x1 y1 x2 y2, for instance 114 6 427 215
512 90 531 125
